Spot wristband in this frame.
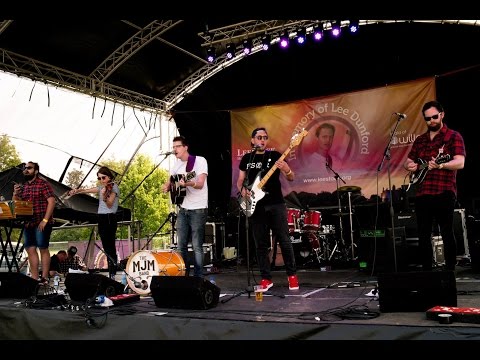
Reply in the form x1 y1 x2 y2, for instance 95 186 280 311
286 169 292 176
42 218 49 223
192 182 196 188
439 163 444 170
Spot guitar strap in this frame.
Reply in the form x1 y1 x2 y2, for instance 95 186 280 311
186 155 196 172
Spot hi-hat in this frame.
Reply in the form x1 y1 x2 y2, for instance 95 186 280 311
338 185 361 192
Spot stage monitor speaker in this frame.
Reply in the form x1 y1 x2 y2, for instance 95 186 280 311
65 273 125 302
378 270 457 312
150 276 220 310
0 272 39 298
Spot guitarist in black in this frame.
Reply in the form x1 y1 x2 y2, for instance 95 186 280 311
237 127 299 291
161 135 208 278
404 101 465 272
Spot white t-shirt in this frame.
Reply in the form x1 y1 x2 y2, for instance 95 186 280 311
170 155 208 210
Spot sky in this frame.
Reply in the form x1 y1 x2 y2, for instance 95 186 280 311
0 71 179 183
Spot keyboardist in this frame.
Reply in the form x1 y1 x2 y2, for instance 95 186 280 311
13 162 55 284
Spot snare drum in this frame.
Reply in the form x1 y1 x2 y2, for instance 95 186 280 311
287 208 302 230
303 210 321 230
126 250 185 295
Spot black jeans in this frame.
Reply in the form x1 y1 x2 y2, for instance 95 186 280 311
415 191 456 271
249 202 297 280
98 213 118 276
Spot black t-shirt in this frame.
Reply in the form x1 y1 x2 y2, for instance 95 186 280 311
239 150 285 206
50 254 61 272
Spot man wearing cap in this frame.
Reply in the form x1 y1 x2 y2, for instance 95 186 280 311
60 246 88 274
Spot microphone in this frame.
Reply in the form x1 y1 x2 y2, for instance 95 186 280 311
252 144 262 149
393 112 407 119
160 151 175 156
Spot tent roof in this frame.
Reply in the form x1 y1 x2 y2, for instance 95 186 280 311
1 20 480 114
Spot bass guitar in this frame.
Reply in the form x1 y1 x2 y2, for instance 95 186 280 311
239 130 308 217
406 153 451 191
170 171 196 205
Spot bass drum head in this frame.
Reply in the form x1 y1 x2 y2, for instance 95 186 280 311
126 250 186 295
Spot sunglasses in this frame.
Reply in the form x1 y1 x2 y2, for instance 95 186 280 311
23 166 34 170
97 176 107 181
424 113 441 121
255 135 269 140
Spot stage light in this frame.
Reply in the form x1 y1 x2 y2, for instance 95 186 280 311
348 20 359 33
279 32 289 49
330 21 341 37
312 25 324 41
296 28 306 45
261 34 271 51
226 43 236 59
243 39 252 55
206 47 216 63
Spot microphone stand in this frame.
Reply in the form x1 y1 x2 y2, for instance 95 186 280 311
222 148 257 303
377 115 403 273
326 162 347 261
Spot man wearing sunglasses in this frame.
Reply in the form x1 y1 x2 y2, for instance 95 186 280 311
13 162 56 284
237 127 299 291
404 100 466 272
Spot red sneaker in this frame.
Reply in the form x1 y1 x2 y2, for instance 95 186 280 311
288 275 299 290
260 279 273 290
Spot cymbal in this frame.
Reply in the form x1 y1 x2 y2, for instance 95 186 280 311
332 212 350 216
338 185 361 192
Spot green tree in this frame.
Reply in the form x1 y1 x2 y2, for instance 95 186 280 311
65 169 85 188
0 135 22 171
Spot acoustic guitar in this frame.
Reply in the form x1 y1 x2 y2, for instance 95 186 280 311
170 171 196 205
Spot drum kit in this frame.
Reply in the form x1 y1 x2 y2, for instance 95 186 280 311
287 185 360 268
287 208 342 267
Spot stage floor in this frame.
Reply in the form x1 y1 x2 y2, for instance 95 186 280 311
2 262 480 340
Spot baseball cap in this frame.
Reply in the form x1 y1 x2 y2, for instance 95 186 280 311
67 246 78 255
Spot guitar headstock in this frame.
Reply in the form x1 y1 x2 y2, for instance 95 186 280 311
289 129 308 148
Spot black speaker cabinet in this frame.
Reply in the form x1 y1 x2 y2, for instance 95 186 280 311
378 270 457 312
0 272 39 298
150 276 220 310
65 273 125 302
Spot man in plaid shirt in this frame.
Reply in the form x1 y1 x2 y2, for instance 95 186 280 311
404 100 466 271
13 161 56 284
60 246 88 273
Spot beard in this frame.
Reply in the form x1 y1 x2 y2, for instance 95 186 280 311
23 173 34 181
428 123 441 132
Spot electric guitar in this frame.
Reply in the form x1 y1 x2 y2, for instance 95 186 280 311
239 130 308 217
406 153 451 191
170 171 196 205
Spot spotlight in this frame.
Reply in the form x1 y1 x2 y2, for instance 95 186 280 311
226 43 236 59
348 20 359 33
261 34 271 51
312 25 324 41
296 28 306 45
206 47 216 63
243 39 252 55
330 21 341 37
279 31 289 49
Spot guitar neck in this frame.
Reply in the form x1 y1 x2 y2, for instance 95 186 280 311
257 147 292 188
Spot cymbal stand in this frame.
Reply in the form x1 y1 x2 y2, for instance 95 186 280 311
326 162 347 260
347 191 356 260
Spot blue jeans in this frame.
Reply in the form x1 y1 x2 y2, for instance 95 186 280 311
23 224 52 249
176 207 208 277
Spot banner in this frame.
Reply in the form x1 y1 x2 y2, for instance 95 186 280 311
231 77 436 205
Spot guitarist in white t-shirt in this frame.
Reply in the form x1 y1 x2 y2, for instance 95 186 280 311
162 135 208 278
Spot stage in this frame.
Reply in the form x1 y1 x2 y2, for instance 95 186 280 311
2 263 480 340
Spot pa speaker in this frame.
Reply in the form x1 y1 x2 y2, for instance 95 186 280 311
150 276 220 310
0 273 38 298
65 273 125 302
378 270 457 312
